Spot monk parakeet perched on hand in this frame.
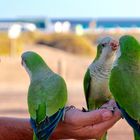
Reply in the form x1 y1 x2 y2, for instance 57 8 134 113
110 35 140 140
21 51 67 140
83 37 119 140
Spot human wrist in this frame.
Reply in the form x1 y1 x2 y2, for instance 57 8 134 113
50 121 71 139
50 106 76 139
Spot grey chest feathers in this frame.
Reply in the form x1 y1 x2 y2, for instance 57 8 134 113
89 62 112 101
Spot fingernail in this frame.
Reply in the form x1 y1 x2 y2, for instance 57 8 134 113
102 111 112 121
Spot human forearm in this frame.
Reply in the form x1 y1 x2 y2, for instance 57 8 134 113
0 117 33 140
0 117 71 140
50 122 72 139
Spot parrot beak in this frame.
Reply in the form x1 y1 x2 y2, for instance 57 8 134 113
110 40 119 51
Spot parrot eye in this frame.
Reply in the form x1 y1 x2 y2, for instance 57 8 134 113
22 58 26 65
101 43 107 47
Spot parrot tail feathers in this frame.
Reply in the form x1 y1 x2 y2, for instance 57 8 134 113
30 108 64 140
101 132 107 140
33 133 38 140
117 102 140 136
134 130 140 140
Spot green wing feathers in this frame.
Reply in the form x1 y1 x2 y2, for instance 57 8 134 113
83 69 91 109
110 65 140 120
28 73 67 122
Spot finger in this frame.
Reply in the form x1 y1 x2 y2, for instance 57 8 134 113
63 109 121 139
80 109 121 139
77 109 113 126
92 109 121 133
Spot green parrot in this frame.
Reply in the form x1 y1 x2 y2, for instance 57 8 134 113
109 35 140 140
83 37 119 140
21 51 67 140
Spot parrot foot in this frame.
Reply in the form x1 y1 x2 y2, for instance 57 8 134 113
62 105 76 121
100 106 117 114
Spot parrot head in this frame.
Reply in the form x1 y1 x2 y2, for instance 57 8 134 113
21 51 47 78
119 35 140 55
95 37 119 62
113 35 140 67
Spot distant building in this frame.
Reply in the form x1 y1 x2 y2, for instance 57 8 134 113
18 18 50 31
51 18 140 33
0 18 51 32
51 18 92 33
1 17 140 33
0 22 36 32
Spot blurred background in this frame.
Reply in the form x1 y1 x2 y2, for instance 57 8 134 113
0 0 139 139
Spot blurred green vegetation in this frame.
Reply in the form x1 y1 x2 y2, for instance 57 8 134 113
0 32 24 56
1 30 140 56
0 32 10 55
36 33 96 56
0 31 96 56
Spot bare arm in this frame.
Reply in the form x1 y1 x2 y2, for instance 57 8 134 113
0 117 33 140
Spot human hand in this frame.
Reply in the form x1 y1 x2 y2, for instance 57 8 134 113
50 100 121 139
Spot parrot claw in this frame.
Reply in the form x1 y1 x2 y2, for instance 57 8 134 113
62 106 76 121
138 120 140 125
82 107 89 112
121 115 124 119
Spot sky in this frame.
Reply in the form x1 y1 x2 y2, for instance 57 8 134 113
1 0 140 19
